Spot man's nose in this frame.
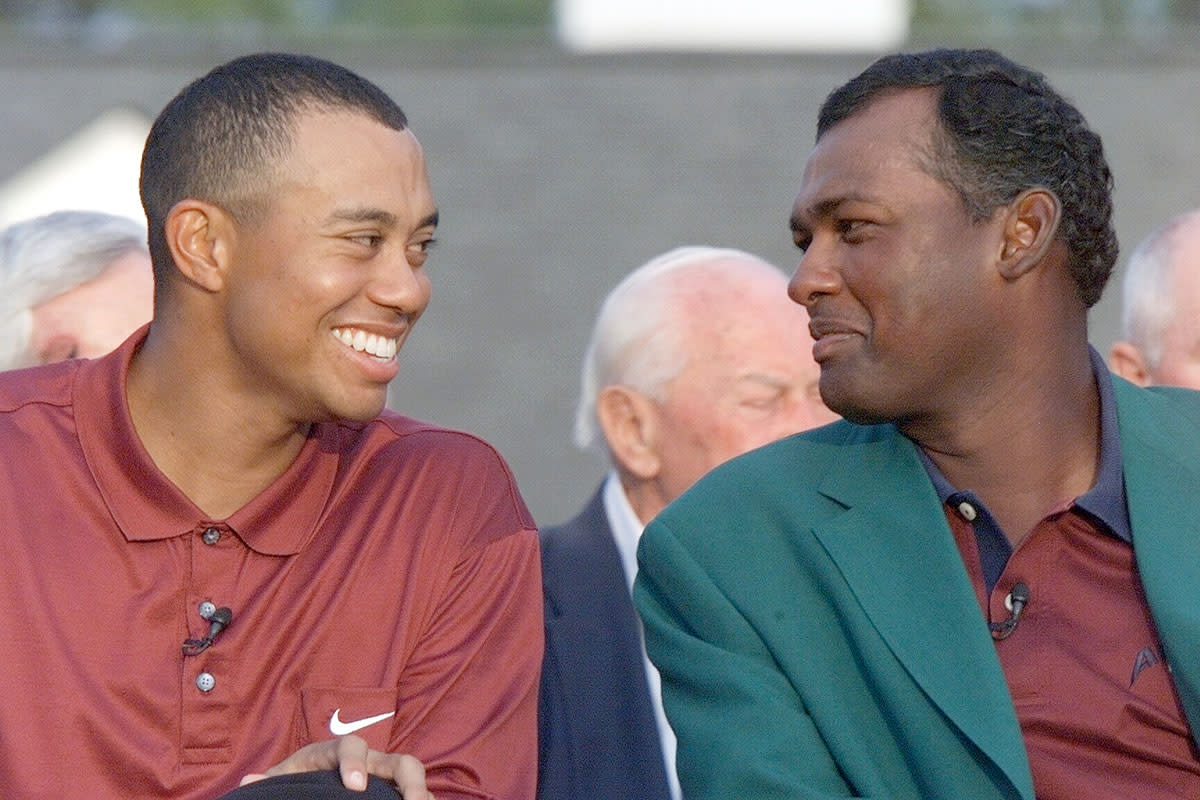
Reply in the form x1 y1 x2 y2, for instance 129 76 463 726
787 238 841 308
369 255 430 314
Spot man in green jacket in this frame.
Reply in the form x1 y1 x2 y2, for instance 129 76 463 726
634 48 1200 800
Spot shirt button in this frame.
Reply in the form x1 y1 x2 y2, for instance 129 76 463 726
198 601 217 620
957 501 978 522
196 672 216 692
202 527 221 545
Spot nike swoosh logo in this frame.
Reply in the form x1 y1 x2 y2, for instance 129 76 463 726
329 708 396 736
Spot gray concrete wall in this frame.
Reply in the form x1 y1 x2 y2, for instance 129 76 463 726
3 39 1198 525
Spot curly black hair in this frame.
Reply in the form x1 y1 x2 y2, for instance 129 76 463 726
818 48 1117 308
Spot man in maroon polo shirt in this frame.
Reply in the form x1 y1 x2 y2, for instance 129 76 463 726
0 54 541 800
634 48 1200 800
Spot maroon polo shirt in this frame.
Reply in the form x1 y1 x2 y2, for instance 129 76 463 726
0 328 542 800
922 352 1200 798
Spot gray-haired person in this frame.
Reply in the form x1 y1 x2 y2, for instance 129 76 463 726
0 209 152 369
1109 208 1200 388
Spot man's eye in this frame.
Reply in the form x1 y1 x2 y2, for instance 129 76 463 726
741 393 783 411
408 238 437 257
406 238 437 266
836 219 868 238
349 234 382 248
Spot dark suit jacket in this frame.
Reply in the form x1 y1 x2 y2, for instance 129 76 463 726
537 486 673 800
635 377 1200 800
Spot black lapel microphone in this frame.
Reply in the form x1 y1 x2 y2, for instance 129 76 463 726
989 582 1029 640
183 607 233 656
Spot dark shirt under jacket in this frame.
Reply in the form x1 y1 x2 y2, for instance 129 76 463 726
537 487 673 800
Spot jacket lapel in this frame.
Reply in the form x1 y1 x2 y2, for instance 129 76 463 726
1114 379 1200 746
810 425 1034 798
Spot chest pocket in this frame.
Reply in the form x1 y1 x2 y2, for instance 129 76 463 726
297 686 400 753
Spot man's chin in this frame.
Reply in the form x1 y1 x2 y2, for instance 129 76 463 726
310 392 389 425
835 406 891 427
820 385 890 427
335 402 388 423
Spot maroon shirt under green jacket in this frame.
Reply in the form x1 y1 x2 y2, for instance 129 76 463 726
926 352 1200 797
0 329 542 800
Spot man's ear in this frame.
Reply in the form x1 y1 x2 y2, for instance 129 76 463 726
595 385 662 481
997 188 1062 282
163 200 236 293
1108 340 1153 386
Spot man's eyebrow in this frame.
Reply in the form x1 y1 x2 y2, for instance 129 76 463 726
325 208 439 230
738 372 789 388
328 207 399 227
791 195 872 229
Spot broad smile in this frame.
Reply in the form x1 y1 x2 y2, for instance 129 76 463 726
331 326 400 361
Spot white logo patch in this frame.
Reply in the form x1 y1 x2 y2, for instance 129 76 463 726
328 708 397 736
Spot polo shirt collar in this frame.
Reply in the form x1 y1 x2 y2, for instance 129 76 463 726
918 347 1131 543
75 325 341 555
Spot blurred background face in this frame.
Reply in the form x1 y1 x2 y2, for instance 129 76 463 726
29 248 153 363
648 265 837 503
1149 261 1200 389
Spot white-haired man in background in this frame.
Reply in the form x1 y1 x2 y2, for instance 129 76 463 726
1109 208 1200 389
0 210 153 369
536 246 837 800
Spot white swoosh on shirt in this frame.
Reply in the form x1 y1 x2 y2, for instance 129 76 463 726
329 708 396 736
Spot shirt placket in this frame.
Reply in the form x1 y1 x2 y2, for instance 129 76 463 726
181 522 242 764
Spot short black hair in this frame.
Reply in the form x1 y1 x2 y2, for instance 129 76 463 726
818 48 1117 308
139 52 409 282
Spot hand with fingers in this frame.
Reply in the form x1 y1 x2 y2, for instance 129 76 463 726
238 735 434 798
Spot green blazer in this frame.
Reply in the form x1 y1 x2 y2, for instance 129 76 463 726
634 377 1200 799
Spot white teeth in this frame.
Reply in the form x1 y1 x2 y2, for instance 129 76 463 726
332 328 399 360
